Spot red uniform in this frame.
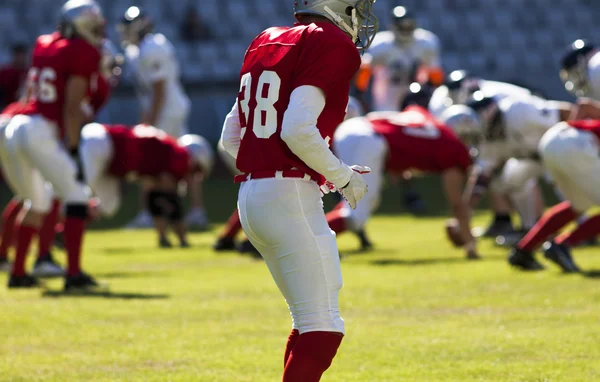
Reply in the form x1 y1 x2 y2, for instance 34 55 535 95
104 125 188 180
369 106 472 174
89 74 111 115
568 120 600 140
19 32 100 134
235 22 361 184
0 65 27 106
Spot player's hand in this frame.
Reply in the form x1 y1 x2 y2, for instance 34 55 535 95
339 165 370 209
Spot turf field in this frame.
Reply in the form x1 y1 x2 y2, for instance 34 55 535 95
1 180 600 381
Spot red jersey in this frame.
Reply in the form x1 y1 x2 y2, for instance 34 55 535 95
89 74 110 114
104 125 188 180
20 33 100 134
1 101 35 117
235 22 361 183
368 106 472 174
568 120 600 140
0 65 27 106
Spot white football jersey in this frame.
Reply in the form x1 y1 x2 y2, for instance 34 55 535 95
586 51 600 101
477 97 560 174
125 33 191 123
429 80 534 119
366 29 440 112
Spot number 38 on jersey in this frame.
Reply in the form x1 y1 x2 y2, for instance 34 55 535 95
238 71 281 140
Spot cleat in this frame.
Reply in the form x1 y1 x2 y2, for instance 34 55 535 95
213 237 236 252
0 257 11 273
237 239 262 259
508 247 544 271
31 253 65 278
543 241 580 273
180 240 190 248
159 237 173 248
356 229 373 252
8 274 40 288
64 272 107 292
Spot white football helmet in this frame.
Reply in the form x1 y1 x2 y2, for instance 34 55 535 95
294 0 379 50
440 105 482 145
59 0 106 46
178 134 215 177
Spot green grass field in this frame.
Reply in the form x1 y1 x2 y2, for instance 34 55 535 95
1 180 600 381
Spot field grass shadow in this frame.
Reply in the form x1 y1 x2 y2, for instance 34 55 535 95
41 290 170 300
371 253 506 266
95 271 168 279
582 269 600 278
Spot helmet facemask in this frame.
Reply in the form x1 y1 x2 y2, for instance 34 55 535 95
560 57 591 97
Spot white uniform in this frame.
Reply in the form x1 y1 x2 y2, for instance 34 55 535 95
125 33 191 137
429 80 534 119
586 52 600 101
539 122 600 212
0 115 88 213
79 123 120 217
333 117 387 230
366 29 440 111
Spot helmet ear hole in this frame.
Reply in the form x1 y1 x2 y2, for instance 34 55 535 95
345 6 353 16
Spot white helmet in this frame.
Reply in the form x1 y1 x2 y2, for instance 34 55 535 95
294 0 379 50
178 134 214 177
59 0 106 46
440 105 482 145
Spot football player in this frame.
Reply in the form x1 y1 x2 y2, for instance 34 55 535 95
327 105 480 259
358 6 443 112
508 120 600 272
0 0 105 290
462 93 573 250
118 7 207 230
79 124 213 248
220 1 378 380
0 37 119 278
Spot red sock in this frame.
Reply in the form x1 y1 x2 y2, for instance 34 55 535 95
37 199 60 259
284 329 300 367
0 199 23 257
556 213 600 247
517 201 577 252
12 224 38 277
283 331 343 382
64 217 86 276
221 209 242 239
326 209 347 234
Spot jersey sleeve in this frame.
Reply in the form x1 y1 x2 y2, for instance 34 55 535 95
292 35 360 99
139 39 171 82
66 42 101 79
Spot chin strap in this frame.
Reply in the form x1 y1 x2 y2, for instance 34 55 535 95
324 6 358 43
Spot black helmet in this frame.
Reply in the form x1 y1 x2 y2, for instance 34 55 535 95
117 6 153 45
391 6 416 43
560 39 597 96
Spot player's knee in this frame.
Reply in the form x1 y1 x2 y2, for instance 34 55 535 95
147 191 165 217
147 191 183 222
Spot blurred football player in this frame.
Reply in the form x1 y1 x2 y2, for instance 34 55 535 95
118 7 206 230
0 0 105 290
358 6 443 112
0 37 119 278
0 44 29 108
79 124 213 248
508 120 600 272
560 40 600 121
462 93 573 254
428 70 535 119
327 105 480 259
220 1 378 380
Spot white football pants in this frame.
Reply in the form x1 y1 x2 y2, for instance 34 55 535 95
238 178 344 334
539 122 600 212
333 117 387 231
79 123 120 217
0 115 88 213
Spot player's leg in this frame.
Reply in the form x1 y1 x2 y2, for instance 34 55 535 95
23 118 99 290
213 208 242 251
31 195 65 278
0 197 23 269
239 179 345 381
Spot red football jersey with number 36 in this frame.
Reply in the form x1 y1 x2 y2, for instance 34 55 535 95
234 22 361 183
369 106 472 174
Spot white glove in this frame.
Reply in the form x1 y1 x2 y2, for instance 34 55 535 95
339 165 370 209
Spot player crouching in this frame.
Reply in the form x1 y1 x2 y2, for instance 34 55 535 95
79 123 213 247
327 105 481 259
